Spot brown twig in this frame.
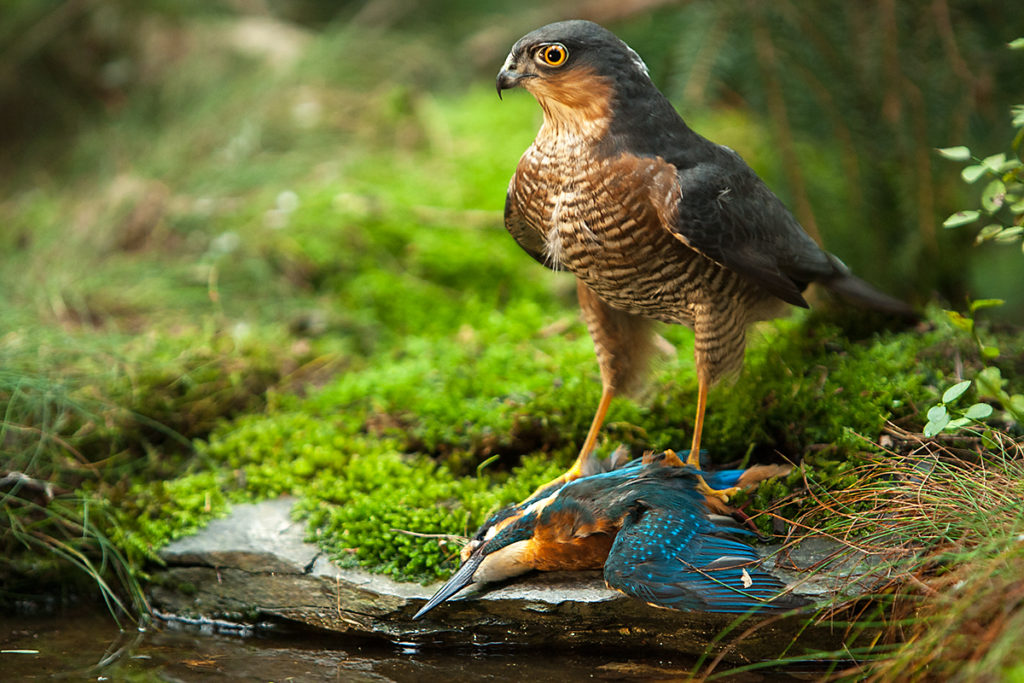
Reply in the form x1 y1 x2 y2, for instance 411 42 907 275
389 528 467 544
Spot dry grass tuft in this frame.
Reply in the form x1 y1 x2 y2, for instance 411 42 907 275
773 425 1024 681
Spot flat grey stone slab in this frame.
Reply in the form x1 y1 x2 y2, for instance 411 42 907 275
161 498 319 574
150 498 886 662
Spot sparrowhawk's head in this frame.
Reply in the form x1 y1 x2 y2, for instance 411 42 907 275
496 20 652 129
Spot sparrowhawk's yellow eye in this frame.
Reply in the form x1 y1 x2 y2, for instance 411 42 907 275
538 43 568 67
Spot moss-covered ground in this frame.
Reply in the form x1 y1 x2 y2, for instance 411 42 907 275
3 6 1023 679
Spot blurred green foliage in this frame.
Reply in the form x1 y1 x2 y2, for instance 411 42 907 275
5 1 1024 305
619 2 1024 307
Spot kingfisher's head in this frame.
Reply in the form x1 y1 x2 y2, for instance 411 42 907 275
496 20 652 131
412 504 541 619
413 452 636 619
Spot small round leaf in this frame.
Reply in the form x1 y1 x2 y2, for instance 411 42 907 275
936 146 971 161
976 366 1006 395
945 310 974 333
924 415 948 437
943 210 980 228
964 403 993 420
946 417 971 431
996 226 1023 242
960 165 987 183
970 298 1005 312
975 224 1003 244
942 380 972 404
1010 394 1024 416
982 153 1007 172
981 179 1007 212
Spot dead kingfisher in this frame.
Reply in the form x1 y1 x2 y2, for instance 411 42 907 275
414 451 803 619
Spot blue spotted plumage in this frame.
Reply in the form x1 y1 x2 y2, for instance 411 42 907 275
413 450 803 619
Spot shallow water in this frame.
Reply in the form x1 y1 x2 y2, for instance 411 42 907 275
0 610 824 681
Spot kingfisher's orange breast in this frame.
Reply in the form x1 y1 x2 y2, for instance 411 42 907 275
526 533 614 572
524 506 619 572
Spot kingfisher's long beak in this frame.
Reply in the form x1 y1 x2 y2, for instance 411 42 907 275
413 550 485 619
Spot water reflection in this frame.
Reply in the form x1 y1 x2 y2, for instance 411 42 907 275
1 610 815 681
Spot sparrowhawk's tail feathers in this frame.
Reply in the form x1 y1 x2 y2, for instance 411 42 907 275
651 148 914 317
820 253 916 316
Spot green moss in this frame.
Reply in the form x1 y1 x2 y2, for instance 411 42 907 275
698 314 935 457
110 306 975 583
296 450 564 582
111 470 230 564
167 410 567 582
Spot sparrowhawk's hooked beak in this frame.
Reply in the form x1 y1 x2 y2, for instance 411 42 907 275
496 52 531 99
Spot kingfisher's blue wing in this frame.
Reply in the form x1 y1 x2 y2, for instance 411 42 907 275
701 467 745 490
604 505 800 612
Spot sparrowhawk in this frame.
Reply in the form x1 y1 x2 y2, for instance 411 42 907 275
496 20 910 498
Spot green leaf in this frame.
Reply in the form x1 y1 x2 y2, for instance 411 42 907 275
961 165 987 183
969 298 1005 313
1009 395 1024 421
927 404 949 422
982 153 1007 173
975 366 1006 398
942 380 972 404
996 226 1023 242
1010 198 1024 214
945 417 971 431
936 146 971 161
982 345 1001 360
1009 38 1024 50
945 310 974 333
981 180 1007 212
976 223 1003 244
964 403 993 420
924 415 949 437
943 210 980 228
